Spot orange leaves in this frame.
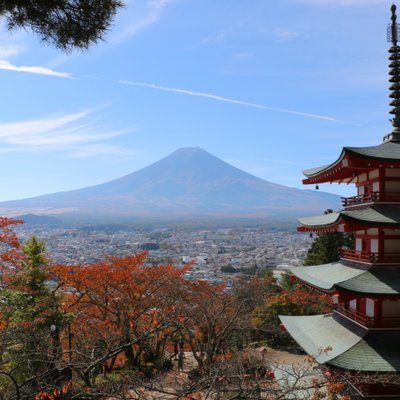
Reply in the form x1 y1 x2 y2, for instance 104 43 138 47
0 217 22 249
182 392 202 400
34 381 70 400
265 287 332 317
0 217 24 273
52 252 193 370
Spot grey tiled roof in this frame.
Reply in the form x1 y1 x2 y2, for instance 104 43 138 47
329 331 400 371
298 206 400 228
303 141 400 178
303 164 333 177
346 141 400 160
337 267 400 294
291 263 365 291
298 212 341 228
342 205 400 225
291 263 400 295
279 314 365 365
280 314 400 372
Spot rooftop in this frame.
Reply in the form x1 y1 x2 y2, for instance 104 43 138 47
280 314 400 372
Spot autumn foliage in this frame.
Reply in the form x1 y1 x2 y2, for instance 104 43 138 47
0 220 349 399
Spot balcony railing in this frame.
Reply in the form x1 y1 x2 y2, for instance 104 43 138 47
340 248 400 264
335 304 400 328
341 192 400 206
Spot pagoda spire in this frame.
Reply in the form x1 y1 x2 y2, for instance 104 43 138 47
388 3 400 139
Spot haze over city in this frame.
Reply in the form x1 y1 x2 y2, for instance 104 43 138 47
0 0 394 202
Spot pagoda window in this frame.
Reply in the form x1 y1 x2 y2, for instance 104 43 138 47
369 169 379 180
349 299 357 310
355 238 362 252
359 173 368 183
370 239 378 253
366 298 375 318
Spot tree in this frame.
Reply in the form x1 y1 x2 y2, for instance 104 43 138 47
170 280 245 372
0 0 124 51
52 252 191 389
0 234 68 399
304 209 353 266
252 286 332 347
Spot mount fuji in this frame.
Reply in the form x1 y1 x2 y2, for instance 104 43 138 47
0 147 340 223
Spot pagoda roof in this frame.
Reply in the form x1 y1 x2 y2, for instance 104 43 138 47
298 205 400 231
291 262 400 295
338 266 400 294
303 141 400 184
298 212 341 230
346 140 400 161
280 314 400 372
291 262 364 292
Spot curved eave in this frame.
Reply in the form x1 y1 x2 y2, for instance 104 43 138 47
298 206 400 232
328 330 400 372
337 267 400 295
303 142 400 184
279 314 365 364
280 314 400 372
303 149 346 184
297 212 342 232
291 263 366 292
345 140 400 162
342 205 400 226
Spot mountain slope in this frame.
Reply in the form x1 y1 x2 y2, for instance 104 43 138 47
0 147 340 221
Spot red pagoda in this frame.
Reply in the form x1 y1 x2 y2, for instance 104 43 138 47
280 5 400 399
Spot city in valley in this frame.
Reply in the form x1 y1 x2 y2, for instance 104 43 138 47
16 224 313 282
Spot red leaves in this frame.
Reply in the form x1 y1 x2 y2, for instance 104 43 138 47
0 217 24 274
52 252 194 370
34 381 70 400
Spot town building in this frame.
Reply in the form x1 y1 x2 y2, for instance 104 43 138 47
280 5 400 399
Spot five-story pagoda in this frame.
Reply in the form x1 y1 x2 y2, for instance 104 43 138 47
280 4 400 399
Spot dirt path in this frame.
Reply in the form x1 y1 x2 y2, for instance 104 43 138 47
131 347 308 399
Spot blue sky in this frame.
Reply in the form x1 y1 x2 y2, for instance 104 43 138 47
0 0 395 201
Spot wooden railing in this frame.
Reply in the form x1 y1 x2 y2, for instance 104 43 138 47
340 248 400 264
342 192 400 206
335 304 400 328
335 304 372 326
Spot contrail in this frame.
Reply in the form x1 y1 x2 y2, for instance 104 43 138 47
119 80 337 122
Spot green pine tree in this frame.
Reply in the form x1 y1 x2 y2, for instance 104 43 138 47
0 236 69 396
303 210 353 266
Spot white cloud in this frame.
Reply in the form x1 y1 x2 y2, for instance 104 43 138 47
113 0 174 43
0 60 70 78
0 45 22 58
0 109 129 156
119 80 337 121
273 28 302 41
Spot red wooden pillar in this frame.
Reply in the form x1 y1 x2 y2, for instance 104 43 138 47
379 166 386 200
358 297 366 314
